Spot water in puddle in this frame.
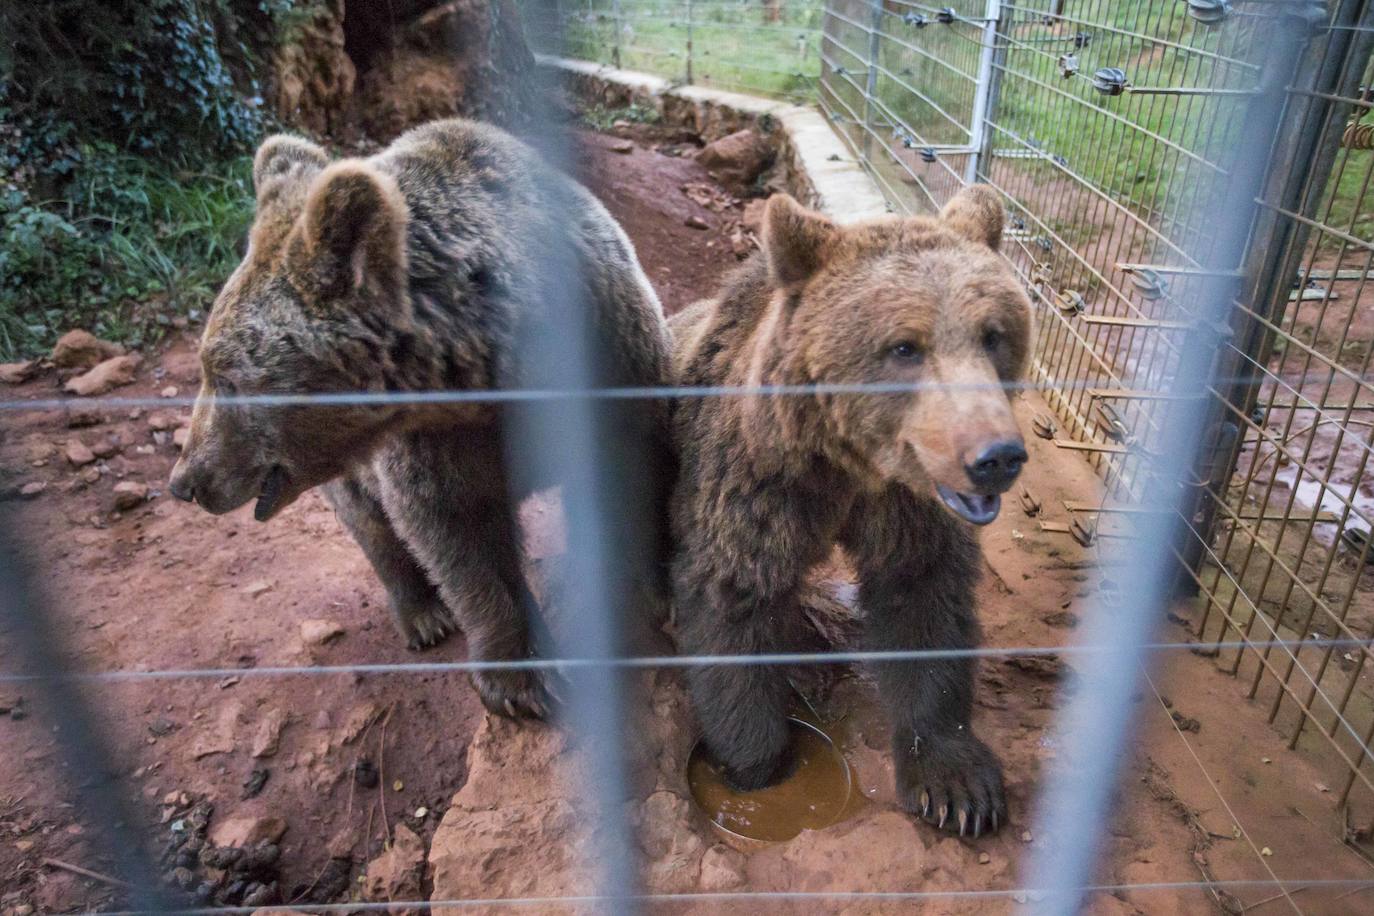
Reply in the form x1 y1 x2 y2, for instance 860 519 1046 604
687 718 853 843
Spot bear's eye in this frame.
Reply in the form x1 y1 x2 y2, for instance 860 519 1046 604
888 341 925 364
982 328 1003 352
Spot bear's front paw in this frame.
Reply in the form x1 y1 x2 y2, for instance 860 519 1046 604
896 731 1006 838
471 669 556 720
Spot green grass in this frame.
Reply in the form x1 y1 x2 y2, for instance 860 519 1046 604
533 0 823 102
0 145 254 360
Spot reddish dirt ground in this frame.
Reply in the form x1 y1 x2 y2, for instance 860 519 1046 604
0 130 1372 914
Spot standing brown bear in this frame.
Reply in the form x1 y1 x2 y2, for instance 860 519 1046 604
169 119 674 719
669 186 1031 836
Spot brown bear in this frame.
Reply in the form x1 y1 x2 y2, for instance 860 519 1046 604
669 186 1031 836
169 119 674 718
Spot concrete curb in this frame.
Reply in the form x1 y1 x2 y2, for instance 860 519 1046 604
536 55 890 224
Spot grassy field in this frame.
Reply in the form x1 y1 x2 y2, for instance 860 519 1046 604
533 0 824 101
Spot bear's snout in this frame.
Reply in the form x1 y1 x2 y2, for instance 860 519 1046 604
963 439 1027 493
167 458 201 504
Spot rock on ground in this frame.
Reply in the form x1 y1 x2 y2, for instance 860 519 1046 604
64 354 143 396
300 618 344 646
51 329 123 370
209 815 288 849
112 480 148 510
364 823 427 904
695 129 773 189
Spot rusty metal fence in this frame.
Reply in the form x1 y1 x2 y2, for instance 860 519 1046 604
816 0 1374 813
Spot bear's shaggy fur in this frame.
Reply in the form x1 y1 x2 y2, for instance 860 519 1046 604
170 119 674 718
669 187 1032 836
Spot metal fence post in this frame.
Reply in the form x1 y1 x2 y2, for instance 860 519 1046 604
964 0 1004 184
859 0 883 161
611 0 623 69
686 0 694 85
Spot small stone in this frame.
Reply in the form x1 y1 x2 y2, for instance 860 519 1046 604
79 466 101 485
91 438 120 459
608 139 635 154
353 760 379 788
300 618 344 645
0 360 36 384
19 481 46 499
684 215 710 230
251 708 288 758
414 807 428 819
64 354 143 396
160 385 180 398
173 427 190 449
362 823 425 903
65 441 96 466
243 580 273 598
112 480 149 510
978 851 991 864
1020 830 1033 843
208 815 288 849
1261 846 1273 856
147 413 177 432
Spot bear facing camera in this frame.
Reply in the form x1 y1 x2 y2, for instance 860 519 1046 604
668 185 1033 837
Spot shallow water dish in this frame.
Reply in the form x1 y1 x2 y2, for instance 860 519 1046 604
687 717 853 851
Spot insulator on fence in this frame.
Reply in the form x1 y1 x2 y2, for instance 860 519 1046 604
1130 268 1170 300
1056 289 1087 315
834 66 847 76
1187 0 1232 26
1250 406 1266 427
1010 215 1026 231
1343 119 1374 150
1035 236 1053 252
903 12 929 28
937 8 955 25
1058 54 1079 78
1052 154 1068 167
919 147 937 163
1092 67 1129 96
1074 31 1092 50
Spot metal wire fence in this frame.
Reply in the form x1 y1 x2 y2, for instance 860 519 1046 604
3 1 1374 913
806 0 1374 817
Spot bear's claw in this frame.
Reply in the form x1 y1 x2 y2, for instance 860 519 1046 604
472 669 556 721
897 731 1007 839
401 603 459 650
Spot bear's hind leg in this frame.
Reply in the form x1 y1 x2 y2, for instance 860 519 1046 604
323 474 455 649
840 485 1007 837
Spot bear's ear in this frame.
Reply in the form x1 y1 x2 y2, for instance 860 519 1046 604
763 194 838 287
938 184 1004 251
288 161 408 302
253 135 328 202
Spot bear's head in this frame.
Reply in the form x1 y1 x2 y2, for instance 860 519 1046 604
169 135 412 521
761 186 1032 525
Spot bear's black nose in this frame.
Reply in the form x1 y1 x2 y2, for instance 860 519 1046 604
965 440 1027 492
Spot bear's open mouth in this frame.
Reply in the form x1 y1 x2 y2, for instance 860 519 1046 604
254 465 290 522
935 484 1001 526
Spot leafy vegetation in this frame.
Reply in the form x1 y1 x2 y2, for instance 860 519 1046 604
0 0 304 359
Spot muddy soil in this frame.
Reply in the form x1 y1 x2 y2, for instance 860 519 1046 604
1 130 1371 914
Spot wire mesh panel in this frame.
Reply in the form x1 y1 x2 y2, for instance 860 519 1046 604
814 1 1374 814
527 0 826 100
